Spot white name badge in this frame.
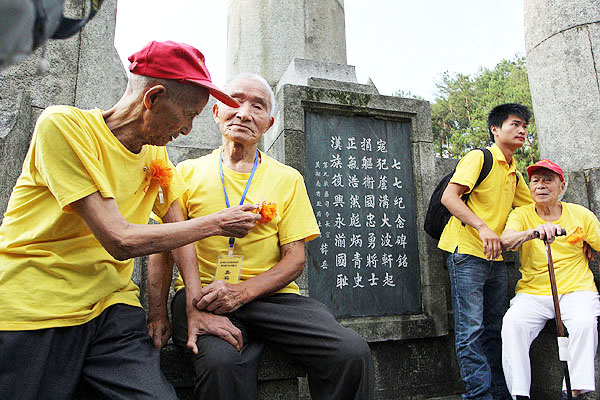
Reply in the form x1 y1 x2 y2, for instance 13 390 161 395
214 254 243 284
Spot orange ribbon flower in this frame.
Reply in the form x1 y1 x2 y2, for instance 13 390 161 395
144 159 173 203
565 226 584 244
253 201 277 224
146 159 173 187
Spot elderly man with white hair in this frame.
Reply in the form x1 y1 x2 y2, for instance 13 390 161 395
148 72 374 400
500 159 600 400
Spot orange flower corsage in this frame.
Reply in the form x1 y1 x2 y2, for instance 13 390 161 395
252 201 277 224
565 226 584 244
144 159 173 203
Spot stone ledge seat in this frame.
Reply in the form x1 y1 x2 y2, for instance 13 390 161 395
160 343 307 400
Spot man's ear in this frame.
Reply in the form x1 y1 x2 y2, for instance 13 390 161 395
143 85 167 110
267 116 274 130
212 103 220 123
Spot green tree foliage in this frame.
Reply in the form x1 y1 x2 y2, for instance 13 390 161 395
401 55 538 174
393 89 425 101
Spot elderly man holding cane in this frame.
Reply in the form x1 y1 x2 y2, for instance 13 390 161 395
500 159 600 400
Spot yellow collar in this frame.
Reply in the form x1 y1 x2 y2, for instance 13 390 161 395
489 143 516 172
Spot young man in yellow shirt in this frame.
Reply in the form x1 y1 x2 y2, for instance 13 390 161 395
0 41 261 399
439 103 533 399
501 160 600 400
147 73 374 400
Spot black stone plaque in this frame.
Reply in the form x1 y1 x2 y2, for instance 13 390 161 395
305 111 422 318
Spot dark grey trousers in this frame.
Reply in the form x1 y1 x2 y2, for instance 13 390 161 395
0 304 177 400
172 290 374 400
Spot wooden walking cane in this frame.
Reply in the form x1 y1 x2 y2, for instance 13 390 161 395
536 228 572 400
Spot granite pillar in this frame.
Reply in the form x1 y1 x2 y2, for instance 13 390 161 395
525 0 600 172
226 0 347 88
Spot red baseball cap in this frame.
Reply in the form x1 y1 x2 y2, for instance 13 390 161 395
526 159 564 182
128 41 239 108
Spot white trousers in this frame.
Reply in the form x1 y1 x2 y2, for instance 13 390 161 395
501 291 600 398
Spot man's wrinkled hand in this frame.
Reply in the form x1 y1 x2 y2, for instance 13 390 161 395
216 204 261 238
478 226 502 260
147 314 171 350
533 222 563 244
194 280 247 314
186 307 243 354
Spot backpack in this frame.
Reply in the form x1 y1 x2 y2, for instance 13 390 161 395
424 148 493 240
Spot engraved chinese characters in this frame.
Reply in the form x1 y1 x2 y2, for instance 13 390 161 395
305 112 421 318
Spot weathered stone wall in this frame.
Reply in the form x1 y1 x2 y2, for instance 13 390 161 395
0 0 127 222
0 92 33 221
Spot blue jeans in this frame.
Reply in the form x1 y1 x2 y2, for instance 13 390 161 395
447 252 511 400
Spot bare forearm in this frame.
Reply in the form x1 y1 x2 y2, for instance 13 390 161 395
441 191 487 230
105 215 221 260
161 202 204 299
442 183 504 259
502 223 564 250
500 229 533 251
171 244 203 299
241 260 303 302
72 192 261 261
147 252 174 315
240 241 305 302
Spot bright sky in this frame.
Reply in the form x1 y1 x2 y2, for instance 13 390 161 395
114 0 525 102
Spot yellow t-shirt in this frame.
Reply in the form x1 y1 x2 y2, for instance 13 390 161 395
505 202 600 295
172 148 320 294
438 144 532 260
0 105 186 330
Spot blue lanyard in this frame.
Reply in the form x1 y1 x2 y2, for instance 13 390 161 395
219 149 259 248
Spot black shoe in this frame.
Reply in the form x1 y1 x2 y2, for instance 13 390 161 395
516 396 529 400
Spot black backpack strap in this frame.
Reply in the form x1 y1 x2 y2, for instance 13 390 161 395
463 148 493 202
460 149 493 227
473 148 493 189
51 0 104 39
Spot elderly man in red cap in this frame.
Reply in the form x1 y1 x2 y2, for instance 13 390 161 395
0 41 261 400
500 160 600 400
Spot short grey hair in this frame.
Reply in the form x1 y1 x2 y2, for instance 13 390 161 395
223 73 275 117
127 73 208 102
